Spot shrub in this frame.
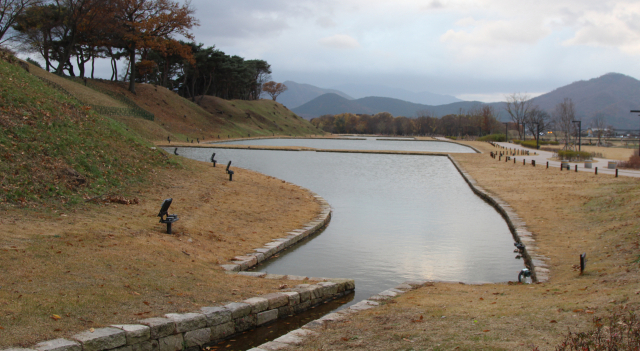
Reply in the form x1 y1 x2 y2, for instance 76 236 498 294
446 136 457 140
619 150 640 169
557 150 593 161
26 57 42 68
513 139 559 148
547 308 640 350
478 133 505 142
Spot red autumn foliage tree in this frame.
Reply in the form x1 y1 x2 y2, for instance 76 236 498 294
262 81 287 101
111 0 197 93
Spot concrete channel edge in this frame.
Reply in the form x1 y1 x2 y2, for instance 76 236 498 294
446 155 550 283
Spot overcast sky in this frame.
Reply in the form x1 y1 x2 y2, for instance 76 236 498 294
181 0 640 102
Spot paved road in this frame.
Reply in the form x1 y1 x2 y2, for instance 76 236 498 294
437 137 640 178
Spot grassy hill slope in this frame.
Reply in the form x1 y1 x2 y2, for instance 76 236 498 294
0 56 174 206
24 62 324 142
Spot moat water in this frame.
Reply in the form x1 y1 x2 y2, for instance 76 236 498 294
167 138 523 350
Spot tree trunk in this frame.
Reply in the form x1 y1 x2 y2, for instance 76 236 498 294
91 54 95 79
128 48 136 94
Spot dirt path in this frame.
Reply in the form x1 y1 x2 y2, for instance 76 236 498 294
299 140 640 350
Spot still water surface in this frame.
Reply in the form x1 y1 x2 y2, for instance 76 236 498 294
174 139 523 306
217 137 474 153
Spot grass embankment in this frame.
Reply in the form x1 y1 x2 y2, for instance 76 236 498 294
0 57 322 347
300 141 640 350
26 62 325 143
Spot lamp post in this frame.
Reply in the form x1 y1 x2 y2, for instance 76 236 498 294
630 110 640 156
503 122 509 142
572 120 582 152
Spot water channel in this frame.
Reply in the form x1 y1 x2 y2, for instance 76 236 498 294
168 138 524 350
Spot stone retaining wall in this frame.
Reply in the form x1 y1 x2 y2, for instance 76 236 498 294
7 278 354 351
447 155 549 283
219 191 331 272
2 192 350 351
248 280 431 351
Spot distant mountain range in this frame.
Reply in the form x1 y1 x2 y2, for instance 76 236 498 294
275 81 353 109
275 81 462 109
331 83 463 105
291 73 640 129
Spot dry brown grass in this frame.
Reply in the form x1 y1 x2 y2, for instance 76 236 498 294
300 141 640 351
0 157 320 348
27 64 127 108
542 144 635 160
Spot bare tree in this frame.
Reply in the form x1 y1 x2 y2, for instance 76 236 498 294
0 0 40 44
504 93 532 140
552 98 576 150
591 114 606 146
525 105 550 140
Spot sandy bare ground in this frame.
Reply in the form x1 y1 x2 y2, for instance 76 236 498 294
299 141 640 351
0 156 320 348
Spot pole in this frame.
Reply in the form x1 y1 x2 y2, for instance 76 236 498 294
572 120 582 152
504 122 508 142
629 110 640 156
536 124 540 149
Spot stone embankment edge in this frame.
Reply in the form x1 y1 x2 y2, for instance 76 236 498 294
2 193 355 351
248 280 432 351
446 155 549 283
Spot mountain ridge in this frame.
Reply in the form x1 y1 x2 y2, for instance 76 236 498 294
293 73 640 128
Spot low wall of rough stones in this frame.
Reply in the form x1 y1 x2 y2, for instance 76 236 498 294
12 278 354 351
3 192 353 351
248 280 431 351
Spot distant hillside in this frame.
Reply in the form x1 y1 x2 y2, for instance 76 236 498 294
295 73 640 128
275 81 353 109
530 73 640 129
292 93 487 119
332 83 463 105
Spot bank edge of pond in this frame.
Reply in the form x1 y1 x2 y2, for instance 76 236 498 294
159 143 479 156
446 155 550 283
248 280 433 351
8 191 355 351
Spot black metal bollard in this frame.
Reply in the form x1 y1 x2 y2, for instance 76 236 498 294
514 158 516 164
595 167 598 175
228 170 234 181
211 152 216 167
580 253 587 274
523 159 525 165
616 169 618 177
532 160 535 167
575 165 578 172
197 138 199 143
547 161 549 169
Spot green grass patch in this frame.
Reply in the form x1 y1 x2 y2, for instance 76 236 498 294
478 134 506 142
0 57 177 208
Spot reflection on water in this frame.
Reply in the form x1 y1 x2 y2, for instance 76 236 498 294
215 137 475 153
173 143 523 307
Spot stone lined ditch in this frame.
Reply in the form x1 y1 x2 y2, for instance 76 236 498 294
170 138 525 350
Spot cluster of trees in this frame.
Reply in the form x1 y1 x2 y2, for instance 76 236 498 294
1 0 273 100
310 106 505 136
505 94 607 149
